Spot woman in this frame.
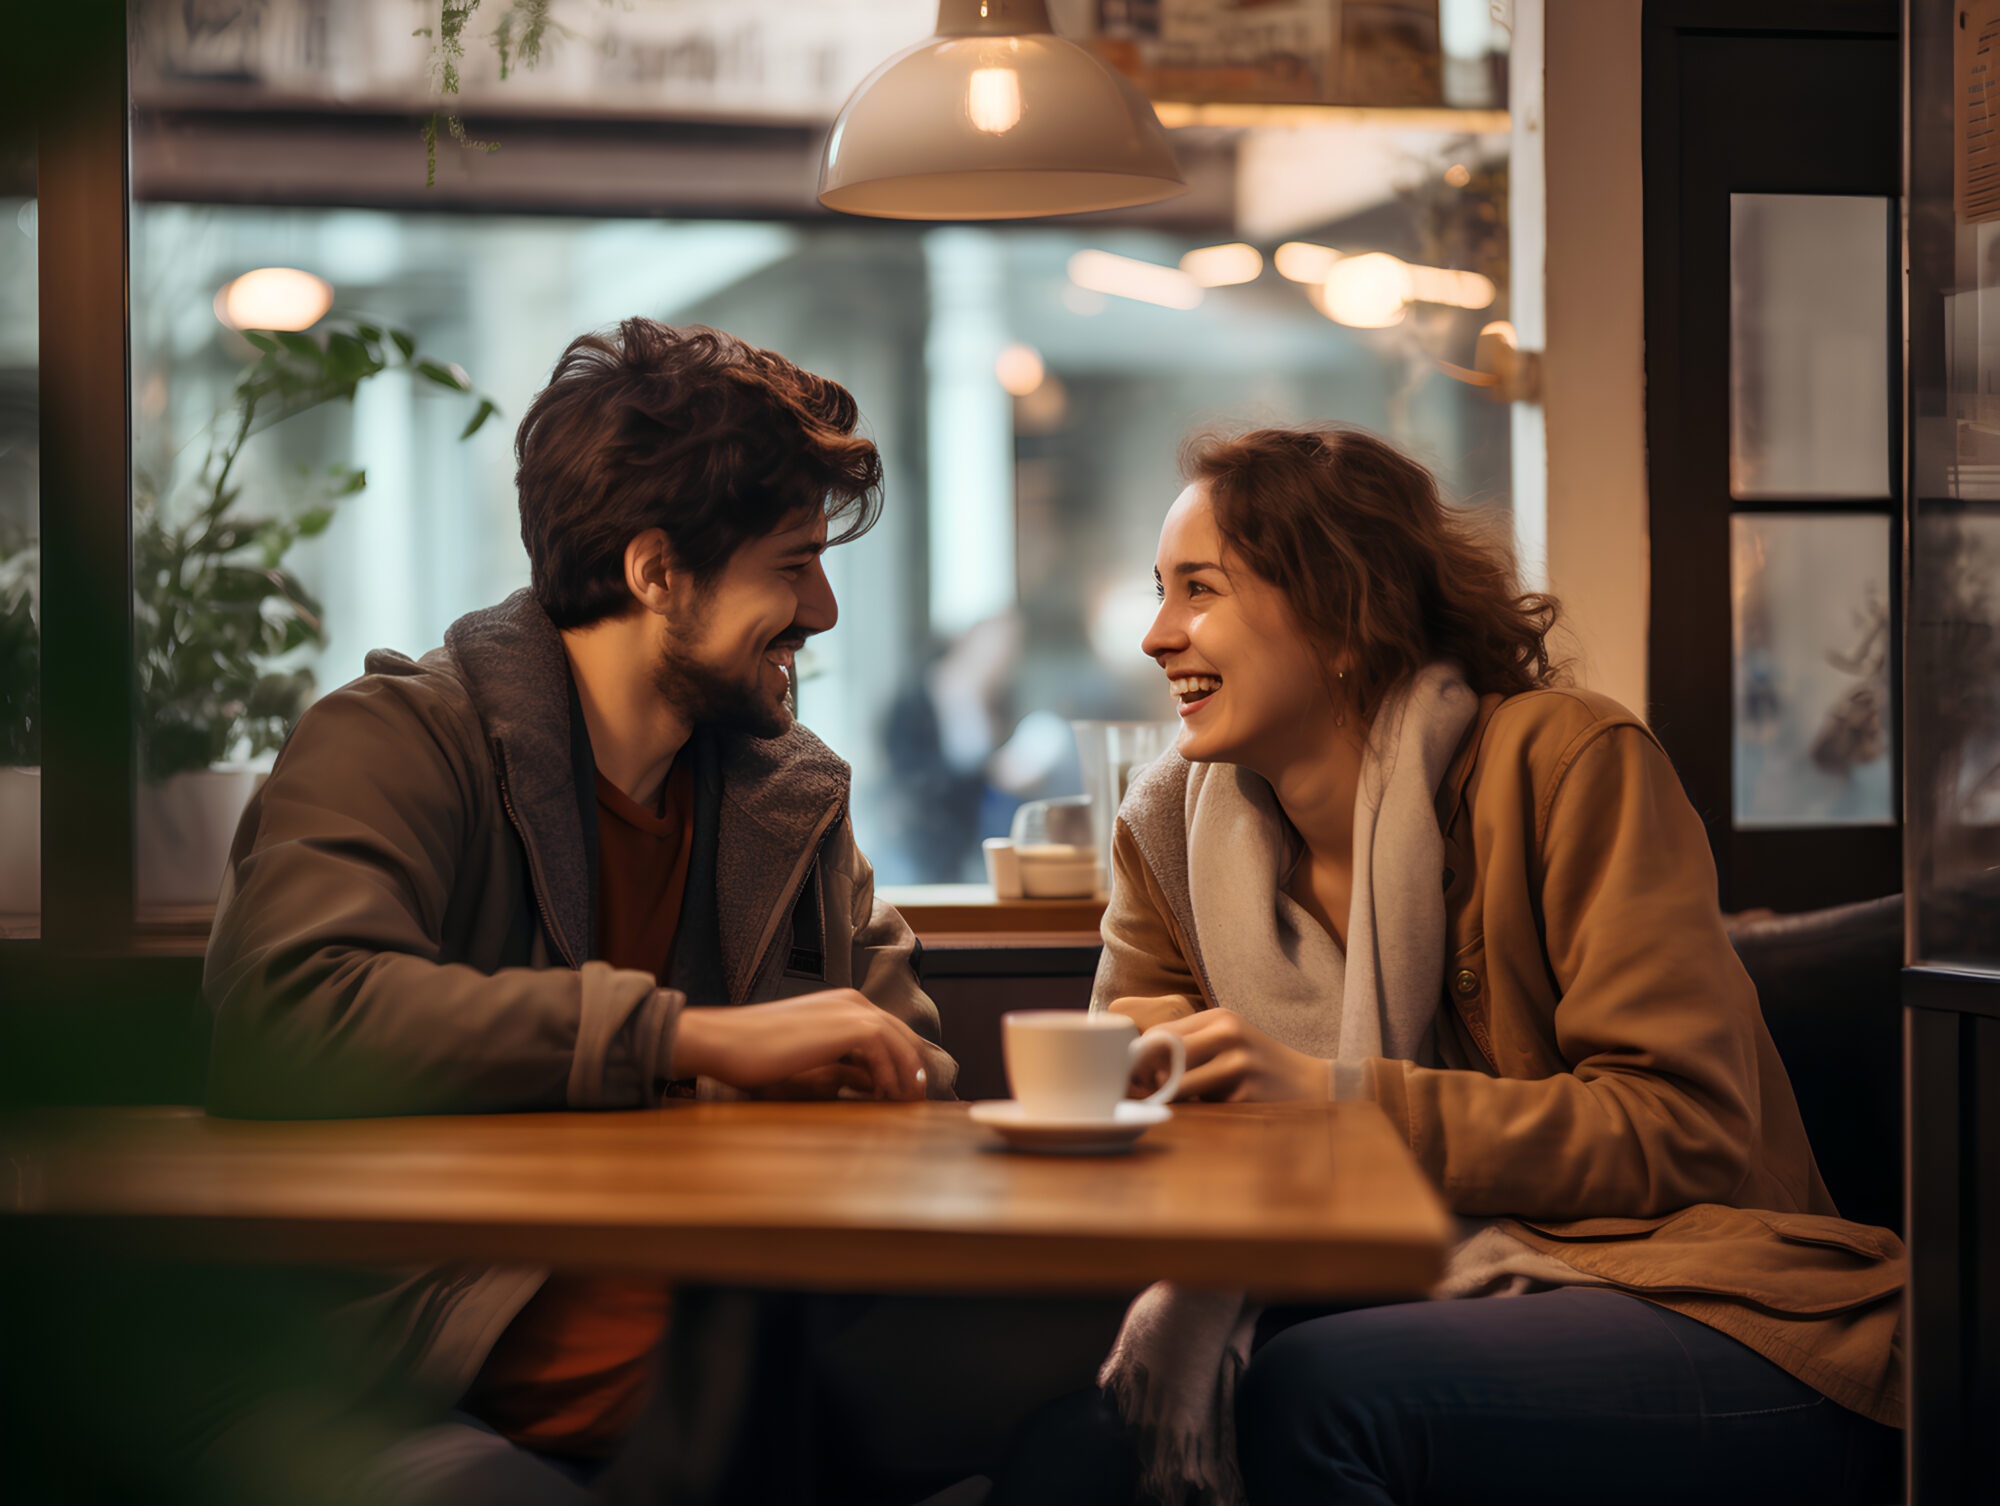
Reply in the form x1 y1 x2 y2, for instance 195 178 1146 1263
1091 426 1903 1505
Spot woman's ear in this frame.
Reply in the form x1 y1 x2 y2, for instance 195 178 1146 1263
623 529 675 614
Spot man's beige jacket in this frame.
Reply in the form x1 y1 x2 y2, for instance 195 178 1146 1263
1098 687 1903 1428
203 589 954 1399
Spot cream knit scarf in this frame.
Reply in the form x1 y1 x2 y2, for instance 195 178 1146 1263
1097 662 1478 1506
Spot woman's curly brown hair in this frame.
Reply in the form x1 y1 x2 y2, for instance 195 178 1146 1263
515 319 883 629
1183 424 1561 716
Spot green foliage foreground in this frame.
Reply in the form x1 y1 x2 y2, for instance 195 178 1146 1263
0 321 494 778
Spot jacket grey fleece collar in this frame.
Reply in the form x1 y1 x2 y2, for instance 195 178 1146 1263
442 589 852 1000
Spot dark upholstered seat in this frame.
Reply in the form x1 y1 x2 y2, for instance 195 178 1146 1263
1725 894 1904 1235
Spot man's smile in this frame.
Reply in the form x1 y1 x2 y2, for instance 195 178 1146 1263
763 635 806 687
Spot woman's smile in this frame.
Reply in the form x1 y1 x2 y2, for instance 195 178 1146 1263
1169 673 1223 715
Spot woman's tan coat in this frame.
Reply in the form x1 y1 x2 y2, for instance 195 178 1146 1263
1097 686 1903 1426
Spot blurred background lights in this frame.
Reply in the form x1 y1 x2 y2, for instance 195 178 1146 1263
1444 162 1472 187
1316 254 1497 329
1274 241 1342 284
1179 243 1263 287
995 342 1046 396
214 266 334 331
966 67 1023 135
1406 263 1496 309
1066 249 1203 310
1320 252 1412 328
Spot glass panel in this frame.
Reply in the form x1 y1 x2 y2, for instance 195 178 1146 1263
1731 512 1894 829
126 0 1516 893
1938 219 2000 500
1729 193 1892 499
1908 1 2000 973
1909 506 2000 968
0 171 37 937
1909 4 2000 973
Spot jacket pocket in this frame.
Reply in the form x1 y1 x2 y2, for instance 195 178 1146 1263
1514 1212 1687 1242
1744 1210 1899 1261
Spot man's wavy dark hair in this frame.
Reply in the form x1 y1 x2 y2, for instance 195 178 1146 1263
515 320 884 629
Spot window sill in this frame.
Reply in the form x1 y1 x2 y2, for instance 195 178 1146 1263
876 884 1105 942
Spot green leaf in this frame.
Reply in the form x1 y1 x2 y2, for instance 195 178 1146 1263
459 397 499 439
126 314 485 773
415 360 469 392
325 331 375 380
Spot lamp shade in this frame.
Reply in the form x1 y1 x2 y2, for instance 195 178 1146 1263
818 0 1187 221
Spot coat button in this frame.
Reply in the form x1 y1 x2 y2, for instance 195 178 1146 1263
1453 969 1480 998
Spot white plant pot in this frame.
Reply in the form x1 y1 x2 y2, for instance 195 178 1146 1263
0 766 40 921
137 764 266 913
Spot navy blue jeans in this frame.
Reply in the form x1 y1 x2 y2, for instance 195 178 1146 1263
1235 1287 1901 1506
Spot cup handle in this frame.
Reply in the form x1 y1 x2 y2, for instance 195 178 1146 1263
1129 1027 1186 1106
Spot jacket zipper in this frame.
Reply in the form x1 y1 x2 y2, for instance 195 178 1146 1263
492 739 580 971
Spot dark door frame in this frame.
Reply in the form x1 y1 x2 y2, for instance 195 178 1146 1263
1642 0 1903 913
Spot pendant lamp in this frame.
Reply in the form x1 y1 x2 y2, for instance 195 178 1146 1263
817 0 1188 220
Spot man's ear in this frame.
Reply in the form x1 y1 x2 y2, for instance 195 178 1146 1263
623 529 676 614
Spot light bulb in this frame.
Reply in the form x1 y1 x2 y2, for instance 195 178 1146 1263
215 267 334 332
967 68 1023 135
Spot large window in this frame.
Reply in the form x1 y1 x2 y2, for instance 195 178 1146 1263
113 0 1516 907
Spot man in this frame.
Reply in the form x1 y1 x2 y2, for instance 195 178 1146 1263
203 319 956 1493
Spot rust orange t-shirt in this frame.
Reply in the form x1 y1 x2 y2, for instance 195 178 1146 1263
467 755 696 1459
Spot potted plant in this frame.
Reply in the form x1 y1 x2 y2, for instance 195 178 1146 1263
0 541 38 922
129 320 495 911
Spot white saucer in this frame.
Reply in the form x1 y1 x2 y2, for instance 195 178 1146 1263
968 1099 1172 1154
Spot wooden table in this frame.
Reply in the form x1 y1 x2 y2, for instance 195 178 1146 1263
3 1101 1454 1299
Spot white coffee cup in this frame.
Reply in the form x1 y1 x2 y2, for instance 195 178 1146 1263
1001 1010 1187 1121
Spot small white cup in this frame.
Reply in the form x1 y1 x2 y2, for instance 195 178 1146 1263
983 837 1024 899
1001 1010 1187 1121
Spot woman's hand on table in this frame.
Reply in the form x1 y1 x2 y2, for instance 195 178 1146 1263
1130 1007 1333 1103
670 991 931 1101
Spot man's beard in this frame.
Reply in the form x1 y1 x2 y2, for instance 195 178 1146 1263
653 634 796 740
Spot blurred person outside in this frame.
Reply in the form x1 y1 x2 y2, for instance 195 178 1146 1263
877 610 1083 883
201 320 954 1498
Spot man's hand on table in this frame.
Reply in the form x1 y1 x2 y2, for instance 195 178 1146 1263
669 990 932 1100
1110 998 1332 1103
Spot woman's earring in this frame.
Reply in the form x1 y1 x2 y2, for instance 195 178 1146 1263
1336 669 1346 729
